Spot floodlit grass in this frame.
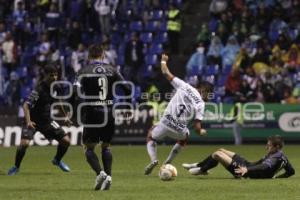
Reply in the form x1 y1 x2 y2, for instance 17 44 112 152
0 145 299 200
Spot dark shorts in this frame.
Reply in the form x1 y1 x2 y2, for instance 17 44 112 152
82 108 115 144
21 121 66 141
226 154 251 177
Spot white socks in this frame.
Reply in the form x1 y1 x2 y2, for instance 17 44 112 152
164 143 182 164
147 140 158 162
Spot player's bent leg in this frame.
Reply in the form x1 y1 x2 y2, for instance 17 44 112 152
8 139 30 175
212 150 232 167
145 130 159 175
164 139 186 164
218 148 236 158
52 135 71 172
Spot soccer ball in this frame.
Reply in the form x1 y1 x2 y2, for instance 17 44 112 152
164 164 177 177
159 164 177 181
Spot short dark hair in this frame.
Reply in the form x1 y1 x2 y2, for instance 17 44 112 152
88 44 103 59
198 81 213 94
268 135 284 149
44 64 58 74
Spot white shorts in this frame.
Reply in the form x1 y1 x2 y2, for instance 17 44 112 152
151 123 189 141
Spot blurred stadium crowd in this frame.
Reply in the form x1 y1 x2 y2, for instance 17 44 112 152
186 0 300 104
0 0 299 109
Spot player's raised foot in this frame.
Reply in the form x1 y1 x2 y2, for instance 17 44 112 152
95 171 107 191
144 160 159 175
188 167 209 175
182 163 198 170
52 159 70 172
7 166 19 176
100 175 112 191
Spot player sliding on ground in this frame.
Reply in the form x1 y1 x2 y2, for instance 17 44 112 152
183 135 295 178
144 54 213 175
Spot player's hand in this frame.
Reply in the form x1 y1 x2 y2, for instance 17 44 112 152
161 54 169 62
234 166 248 176
27 121 36 129
64 118 73 126
197 128 207 136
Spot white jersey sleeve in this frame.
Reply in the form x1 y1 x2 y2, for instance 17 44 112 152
194 102 205 121
171 77 187 89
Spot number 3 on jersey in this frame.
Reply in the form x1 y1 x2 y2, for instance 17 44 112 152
98 77 108 100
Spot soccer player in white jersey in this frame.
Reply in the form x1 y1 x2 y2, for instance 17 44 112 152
144 54 213 175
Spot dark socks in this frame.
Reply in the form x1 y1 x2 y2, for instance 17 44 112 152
54 144 69 162
197 155 218 172
85 149 102 175
102 148 112 176
15 146 27 168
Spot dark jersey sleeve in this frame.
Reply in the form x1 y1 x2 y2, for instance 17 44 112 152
25 89 40 108
275 159 295 178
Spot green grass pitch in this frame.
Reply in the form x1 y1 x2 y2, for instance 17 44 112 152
0 145 299 200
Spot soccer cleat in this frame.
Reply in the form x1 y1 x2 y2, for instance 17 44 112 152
144 160 159 175
182 163 199 170
100 175 112 191
7 166 19 176
52 159 70 172
188 167 209 175
95 171 107 190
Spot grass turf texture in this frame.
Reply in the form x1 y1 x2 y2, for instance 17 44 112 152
0 145 299 200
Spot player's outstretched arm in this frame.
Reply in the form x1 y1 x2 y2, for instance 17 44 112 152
161 54 175 81
194 120 207 136
23 102 36 129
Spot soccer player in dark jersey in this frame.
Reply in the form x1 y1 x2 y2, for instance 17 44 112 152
182 135 295 179
77 44 130 191
7 65 72 175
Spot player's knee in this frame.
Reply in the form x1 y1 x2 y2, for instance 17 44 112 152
60 137 70 147
176 140 186 146
20 139 30 148
101 143 110 150
212 151 222 160
147 132 154 142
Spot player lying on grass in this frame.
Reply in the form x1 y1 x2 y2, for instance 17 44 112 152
8 64 72 175
183 135 295 178
144 54 212 175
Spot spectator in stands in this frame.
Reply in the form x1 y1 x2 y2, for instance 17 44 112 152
209 0 228 15
283 44 300 73
216 23 229 45
262 82 280 103
71 43 88 73
207 35 223 66
102 36 117 66
186 42 206 76
45 3 61 46
36 33 51 67
12 1 28 49
1 32 18 74
233 47 251 74
221 35 240 68
225 69 242 100
243 67 259 91
67 21 82 50
0 22 6 44
124 32 144 84
94 0 113 37
167 3 181 54
3 71 21 107
196 24 210 47
282 87 299 104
